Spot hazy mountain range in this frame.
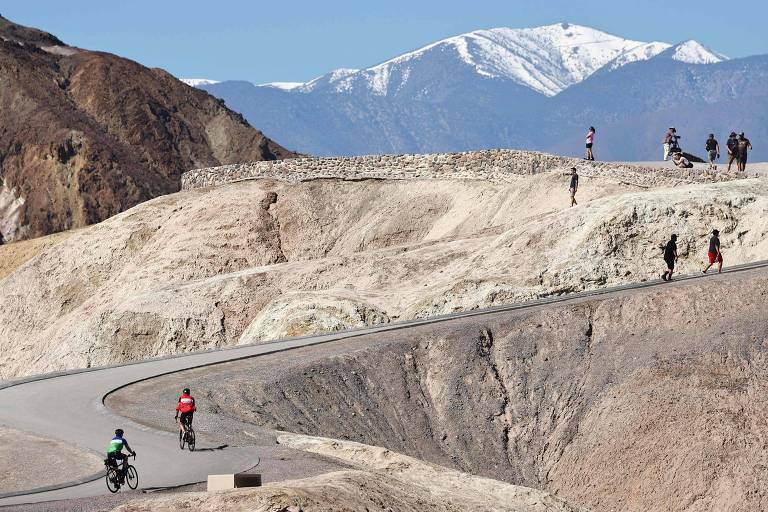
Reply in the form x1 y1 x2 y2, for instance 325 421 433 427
186 23 766 161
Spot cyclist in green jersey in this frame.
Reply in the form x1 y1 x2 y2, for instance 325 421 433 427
107 428 136 478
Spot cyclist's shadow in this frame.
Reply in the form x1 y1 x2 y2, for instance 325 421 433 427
190 443 229 452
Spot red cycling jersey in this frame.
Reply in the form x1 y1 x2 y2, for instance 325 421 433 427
176 393 196 414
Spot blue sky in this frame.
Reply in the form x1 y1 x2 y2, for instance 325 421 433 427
4 0 766 84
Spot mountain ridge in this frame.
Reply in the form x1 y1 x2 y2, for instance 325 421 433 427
187 22 726 98
0 15 295 242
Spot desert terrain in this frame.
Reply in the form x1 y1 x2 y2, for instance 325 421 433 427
1 151 767 512
0 151 763 380
105 265 768 511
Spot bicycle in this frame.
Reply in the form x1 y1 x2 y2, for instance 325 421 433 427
104 453 138 493
178 415 196 452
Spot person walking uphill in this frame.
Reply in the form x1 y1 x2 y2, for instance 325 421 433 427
705 134 719 170
662 234 678 281
585 126 595 161
564 167 579 207
702 229 723 274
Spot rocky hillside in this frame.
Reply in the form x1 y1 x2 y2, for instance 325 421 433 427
0 16 294 241
109 434 580 512
109 266 768 511
0 152 763 379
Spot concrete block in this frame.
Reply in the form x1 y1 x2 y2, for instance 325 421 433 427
208 473 262 491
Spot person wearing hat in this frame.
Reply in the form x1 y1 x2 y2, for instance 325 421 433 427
702 229 723 274
662 234 679 281
726 132 739 172
705 134 720 170
662 127 677 161
736 132 753 172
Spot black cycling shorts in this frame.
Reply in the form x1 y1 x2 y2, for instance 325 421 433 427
180 411 194 426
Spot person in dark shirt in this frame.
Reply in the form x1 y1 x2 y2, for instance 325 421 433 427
661 234 678 281
726 132 738 172
705 134 719 170
736 133 753 172
702 229 723 274
563 167 579 207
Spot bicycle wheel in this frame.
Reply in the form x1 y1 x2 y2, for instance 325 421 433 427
179 429 185 450
125 465 139 490
187 428 195 452
105 467 120 493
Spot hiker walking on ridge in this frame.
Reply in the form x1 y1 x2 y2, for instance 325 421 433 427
563 167 579 207
726 132 738 172
705 134 719 170
585 126 595 161
663 127 678 161
736 132 753 172
702 229 723 274
661 234 678 281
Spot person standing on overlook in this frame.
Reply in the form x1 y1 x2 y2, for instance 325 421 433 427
663 127 677 161
705 134 719 170
585 126 595 161
726 132 739 172
736 133 753 172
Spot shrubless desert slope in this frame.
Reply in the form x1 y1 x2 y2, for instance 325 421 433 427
109 266 768 511
0 155 765 379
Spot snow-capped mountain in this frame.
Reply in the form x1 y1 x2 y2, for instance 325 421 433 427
662 40 727 64
192 22 762 160
253 23 721 98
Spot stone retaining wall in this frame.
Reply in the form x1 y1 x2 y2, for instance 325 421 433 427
181 149 744 190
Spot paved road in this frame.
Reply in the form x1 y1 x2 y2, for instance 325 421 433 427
1 260 767 507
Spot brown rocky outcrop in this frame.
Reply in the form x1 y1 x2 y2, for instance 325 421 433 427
0 16 294 240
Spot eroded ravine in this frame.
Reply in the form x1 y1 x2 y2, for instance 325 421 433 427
107 268 768 511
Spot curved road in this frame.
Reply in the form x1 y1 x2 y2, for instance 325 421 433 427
1 260 767 506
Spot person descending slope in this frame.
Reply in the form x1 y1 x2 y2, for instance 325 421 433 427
585 126 596 161
662 234 679 281
705 134 719 170
563 167 579 207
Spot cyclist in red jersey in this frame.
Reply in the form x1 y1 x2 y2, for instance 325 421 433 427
175 388 196 434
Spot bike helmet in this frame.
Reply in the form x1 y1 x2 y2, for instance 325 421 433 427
115 428 124 436
183 388 190 394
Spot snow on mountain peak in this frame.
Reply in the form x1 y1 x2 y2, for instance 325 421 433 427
669 40 727 64
260 82 304 91
247 25 728 98
347 23 685 97
180 78 219 87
